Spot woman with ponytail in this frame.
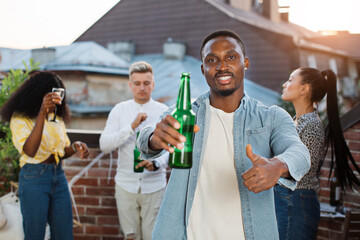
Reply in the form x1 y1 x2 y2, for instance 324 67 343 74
275 68 360 240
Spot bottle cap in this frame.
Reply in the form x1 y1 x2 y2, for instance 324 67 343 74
181 72 190 77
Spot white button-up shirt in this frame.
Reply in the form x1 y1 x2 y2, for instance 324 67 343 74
100 99 169 194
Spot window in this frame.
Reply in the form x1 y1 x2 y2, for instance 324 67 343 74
329 58 338 75
307 54 317 68
252 0 263 13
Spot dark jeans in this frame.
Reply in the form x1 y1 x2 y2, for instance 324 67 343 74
274 184 320 240
19 162 73 240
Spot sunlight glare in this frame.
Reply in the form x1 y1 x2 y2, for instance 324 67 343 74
289 0 360 33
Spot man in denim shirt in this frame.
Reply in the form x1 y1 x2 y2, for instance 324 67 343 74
138 30 310 240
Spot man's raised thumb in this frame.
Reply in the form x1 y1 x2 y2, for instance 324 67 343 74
246 144 256 163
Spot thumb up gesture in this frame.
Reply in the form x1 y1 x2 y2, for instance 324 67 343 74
242 144 289 193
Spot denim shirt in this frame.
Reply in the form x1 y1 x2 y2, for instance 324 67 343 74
138 91 310 240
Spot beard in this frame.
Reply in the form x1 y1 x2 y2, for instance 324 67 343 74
215 87 237 96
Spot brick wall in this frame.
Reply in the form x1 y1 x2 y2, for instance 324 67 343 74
62 122 360 239
63 149 123 240
316 121 360 240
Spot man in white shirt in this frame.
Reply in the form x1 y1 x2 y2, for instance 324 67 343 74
99 61 168 240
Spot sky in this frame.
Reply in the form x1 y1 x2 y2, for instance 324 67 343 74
0 0 359 49
286 0 360 34
0 0 120 49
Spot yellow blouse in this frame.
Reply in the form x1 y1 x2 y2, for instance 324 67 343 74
10 113 71 167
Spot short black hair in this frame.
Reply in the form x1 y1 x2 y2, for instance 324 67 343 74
200 29 246 60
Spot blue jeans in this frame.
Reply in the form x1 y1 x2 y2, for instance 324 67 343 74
19 162 73 240
274 184 320 240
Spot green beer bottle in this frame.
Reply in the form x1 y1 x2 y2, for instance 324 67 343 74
134 132 144 173
168 72 195 169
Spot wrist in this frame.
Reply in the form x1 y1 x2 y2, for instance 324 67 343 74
148 133 157 151
38 109 48 118
274 157 290 178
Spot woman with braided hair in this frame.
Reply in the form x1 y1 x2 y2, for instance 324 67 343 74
275 68 360 240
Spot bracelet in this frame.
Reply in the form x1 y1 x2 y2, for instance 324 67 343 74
71 142 77 152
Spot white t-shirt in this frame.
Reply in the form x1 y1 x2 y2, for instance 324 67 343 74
187 105 245 240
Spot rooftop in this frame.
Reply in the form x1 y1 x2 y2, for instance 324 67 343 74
0 41 129 75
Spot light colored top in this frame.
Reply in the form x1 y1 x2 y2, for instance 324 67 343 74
10 113 70 167
99 99 168 194
187 106 245 240
139 92 310 240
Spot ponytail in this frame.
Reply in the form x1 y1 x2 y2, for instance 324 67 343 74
322 69 360 190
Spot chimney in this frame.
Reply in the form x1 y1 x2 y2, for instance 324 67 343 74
31 48 56 65
278 5 290 22
107 41 135 62
262 0 281 23
163 38 186 60
280 12 289 22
